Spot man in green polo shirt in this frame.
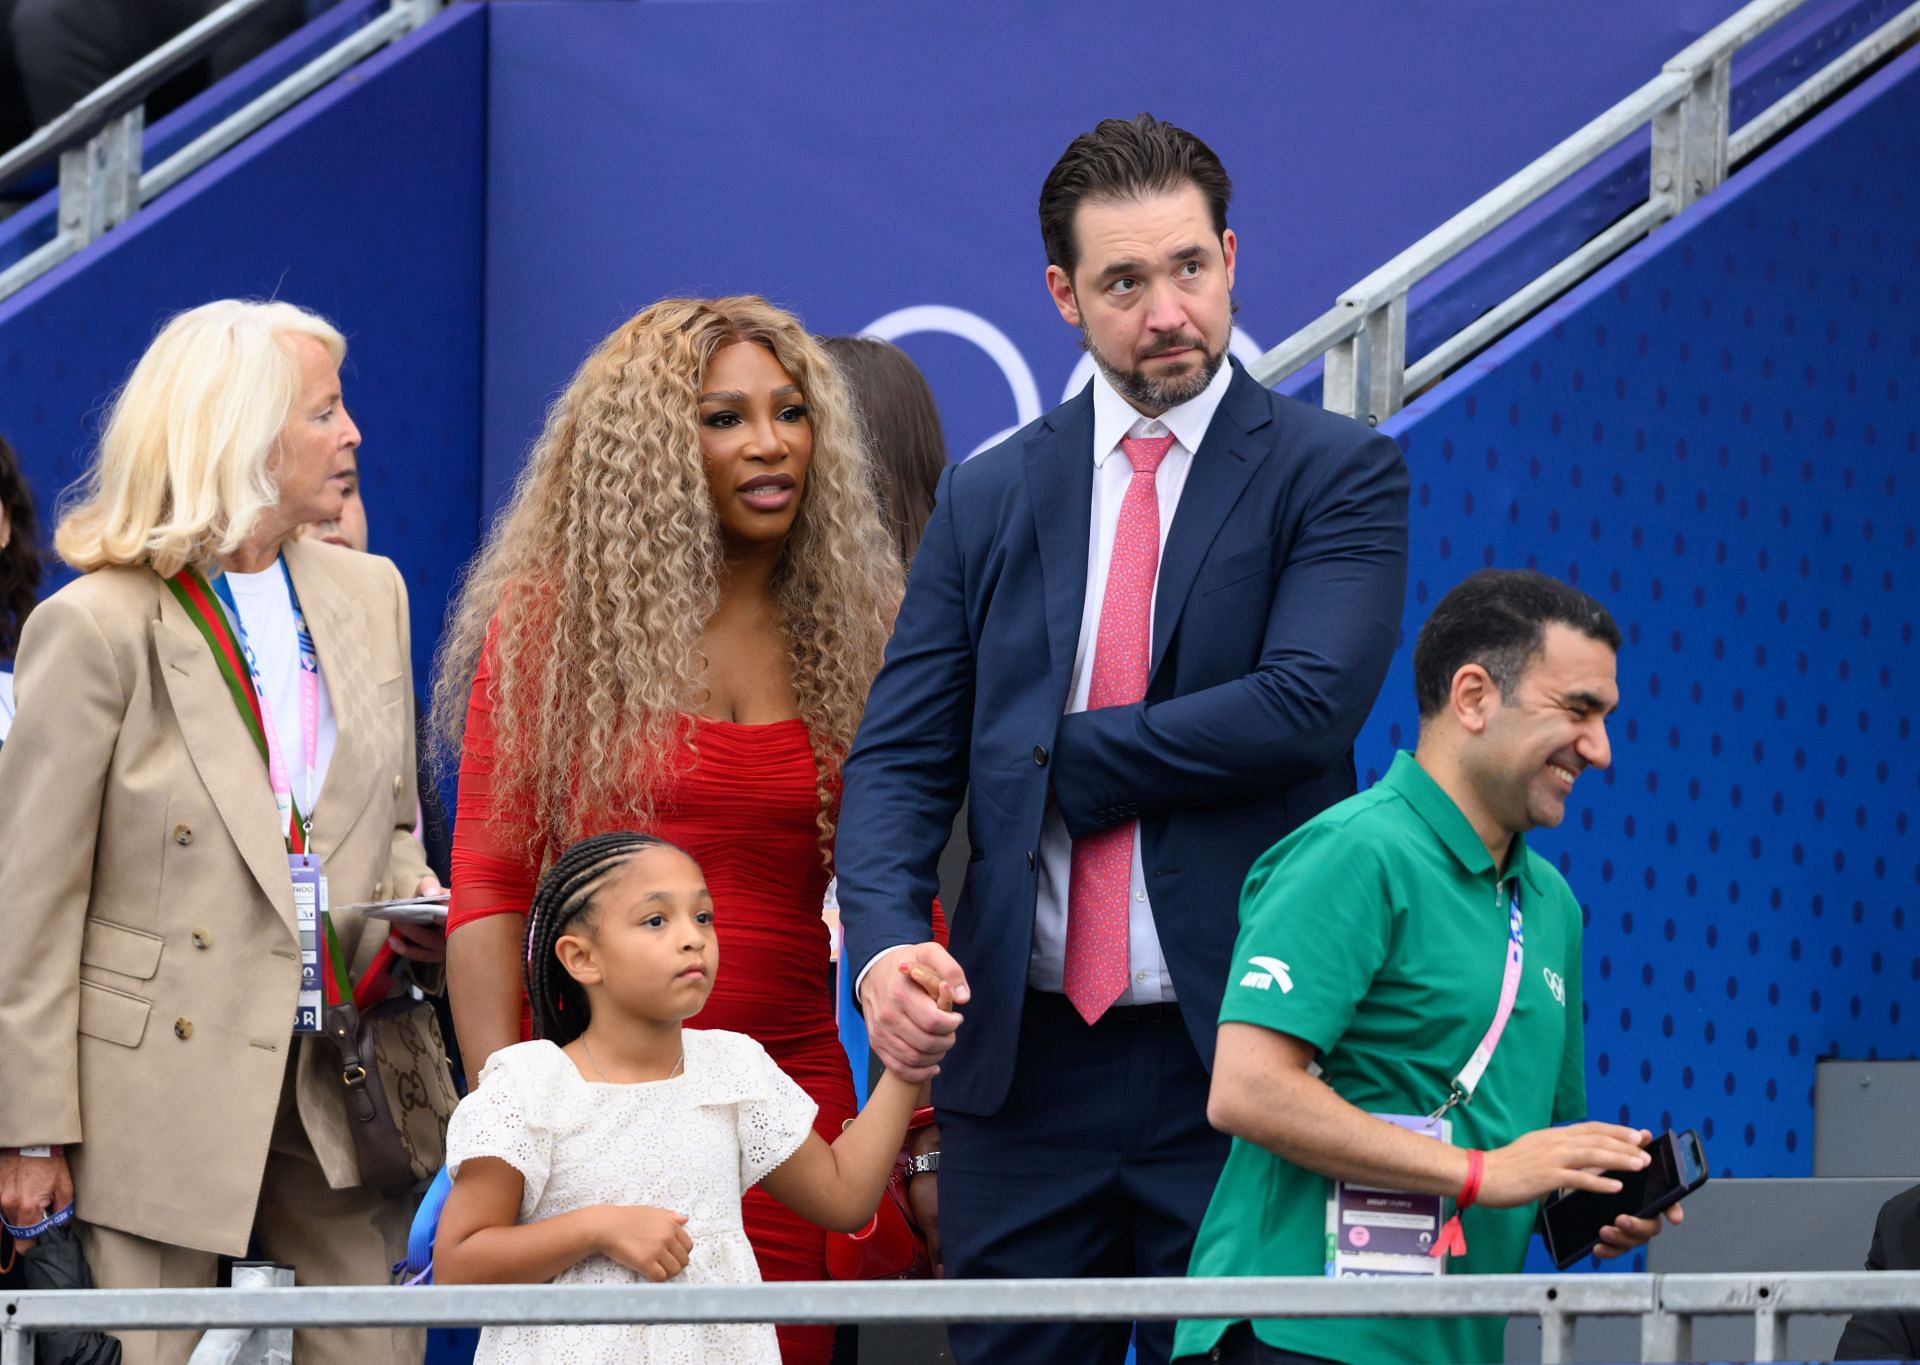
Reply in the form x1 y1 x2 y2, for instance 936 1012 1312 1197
1175 570 1687 1365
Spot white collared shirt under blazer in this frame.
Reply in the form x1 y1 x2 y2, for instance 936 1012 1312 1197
0 535 434 1256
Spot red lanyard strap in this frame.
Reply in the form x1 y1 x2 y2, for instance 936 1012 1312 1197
163 565 310 853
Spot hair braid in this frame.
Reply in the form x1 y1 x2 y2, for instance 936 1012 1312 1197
522 831 681 1045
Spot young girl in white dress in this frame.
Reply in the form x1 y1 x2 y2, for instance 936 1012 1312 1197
435 831 943 1364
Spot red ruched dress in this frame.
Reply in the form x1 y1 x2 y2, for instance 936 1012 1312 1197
449 637 939 1365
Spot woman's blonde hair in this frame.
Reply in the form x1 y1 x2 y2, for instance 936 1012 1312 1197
431 296 902 855
54 299 345 577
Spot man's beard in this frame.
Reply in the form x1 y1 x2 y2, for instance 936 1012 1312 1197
1081 324 1227 412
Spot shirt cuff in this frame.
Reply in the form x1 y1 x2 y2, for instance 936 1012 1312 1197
853 944 917 999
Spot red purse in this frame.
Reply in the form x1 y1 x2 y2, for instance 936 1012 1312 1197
825 1107 936 1280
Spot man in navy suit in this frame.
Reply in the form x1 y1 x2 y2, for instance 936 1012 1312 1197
836 113 1409 1365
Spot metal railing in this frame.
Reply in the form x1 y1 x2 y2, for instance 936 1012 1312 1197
6 1272 1920 1365
1250 0 1920 425
0 0 443 303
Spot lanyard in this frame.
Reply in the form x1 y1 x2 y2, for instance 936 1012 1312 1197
208 559 320 851
1431 882 1523 1121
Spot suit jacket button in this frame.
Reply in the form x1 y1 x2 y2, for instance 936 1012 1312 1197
173 1018 193 1040
1032 745 1048 767
1026 849 1036 870
173 825 193 846
191 929 211 949
392 774 403 795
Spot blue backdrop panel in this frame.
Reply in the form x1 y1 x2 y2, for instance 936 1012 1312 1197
0 7 487 692
1369 47 1920 1219
481 0 1748 509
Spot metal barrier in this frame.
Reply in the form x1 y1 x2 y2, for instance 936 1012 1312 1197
6 1272 1920 1365
0 0 443 302
1249 0 1920 425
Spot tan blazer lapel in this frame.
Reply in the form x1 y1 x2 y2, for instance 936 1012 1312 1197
283 539 380 855
153 587 297 933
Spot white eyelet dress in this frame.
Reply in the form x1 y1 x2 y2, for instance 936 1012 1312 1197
445 1031 818 1365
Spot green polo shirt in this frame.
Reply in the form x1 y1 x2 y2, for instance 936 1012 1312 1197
1175 751 1587 1365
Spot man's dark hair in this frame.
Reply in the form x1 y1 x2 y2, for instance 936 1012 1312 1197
1413 570 1622 719
1038 113 1232 281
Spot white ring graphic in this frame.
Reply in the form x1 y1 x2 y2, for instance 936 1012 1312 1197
860 306 1043 461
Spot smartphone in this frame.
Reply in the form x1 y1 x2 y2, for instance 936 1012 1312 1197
1539 1128 1709 1269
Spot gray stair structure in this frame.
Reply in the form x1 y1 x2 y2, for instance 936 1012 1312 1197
1815 1062 1920 1177
1508 1059 1918 1360
1505 1177 1915 1362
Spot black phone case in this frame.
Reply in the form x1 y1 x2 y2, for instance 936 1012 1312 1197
1540 1129 1708 1269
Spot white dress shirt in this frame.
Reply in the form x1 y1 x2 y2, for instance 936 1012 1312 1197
1027 358 1235 1004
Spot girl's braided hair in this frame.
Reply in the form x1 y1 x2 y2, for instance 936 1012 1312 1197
523 831 685 1046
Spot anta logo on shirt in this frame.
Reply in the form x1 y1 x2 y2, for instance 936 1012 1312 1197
1238 956 1294 993
1541 966 1567 1005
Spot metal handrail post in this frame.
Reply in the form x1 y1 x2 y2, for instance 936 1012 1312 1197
1652 54 1732 209
1538 1308 1575 1363
1640 1304 1692 1362
0 1324 33 1365
56 108 144 250
1753 1298 1787 1363
1322 308 1368 421
1324 293 1407 425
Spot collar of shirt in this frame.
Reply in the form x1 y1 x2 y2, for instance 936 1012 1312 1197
1089 352 1235 469
1381 750 1546 896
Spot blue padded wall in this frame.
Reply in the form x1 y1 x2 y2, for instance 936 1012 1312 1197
481 0 1750 512
1367 47 1920 1214
0 7 487 692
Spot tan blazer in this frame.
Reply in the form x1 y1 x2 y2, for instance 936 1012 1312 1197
0 536 434 1255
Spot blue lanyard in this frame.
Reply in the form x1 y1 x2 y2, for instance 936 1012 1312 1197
208 557 316 681
209 558 321 836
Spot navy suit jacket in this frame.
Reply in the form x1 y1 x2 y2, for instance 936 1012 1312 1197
838 362 1409 1117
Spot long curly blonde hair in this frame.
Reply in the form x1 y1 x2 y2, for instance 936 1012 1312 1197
431 296 902 856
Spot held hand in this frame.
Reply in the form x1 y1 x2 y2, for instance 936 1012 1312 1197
0 1149 74 1252
904 961 957 1013
592 1205 693 1282
904 1124 942 1277
387 874 448 962
859 943 968 1084
1593 1198 1686 1259
1478 1123 1654 1209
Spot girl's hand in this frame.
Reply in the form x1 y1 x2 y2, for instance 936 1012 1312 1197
592 1205 693 1282
903 960 956 1012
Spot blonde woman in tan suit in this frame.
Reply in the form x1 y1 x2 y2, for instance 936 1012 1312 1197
0 300 446 1365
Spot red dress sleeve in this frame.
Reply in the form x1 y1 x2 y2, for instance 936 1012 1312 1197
448 627 543 933
930 895 948 948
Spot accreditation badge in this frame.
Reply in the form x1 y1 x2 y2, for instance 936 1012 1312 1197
291 854 324 1033
1325 1113 1451 1278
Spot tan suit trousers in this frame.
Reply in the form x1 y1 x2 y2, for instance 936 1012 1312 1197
78 1057 422 1365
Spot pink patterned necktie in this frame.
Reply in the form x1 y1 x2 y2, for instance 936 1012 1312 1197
1064 431 1174 1024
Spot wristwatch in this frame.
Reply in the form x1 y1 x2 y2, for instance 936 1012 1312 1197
904 1151 940 1179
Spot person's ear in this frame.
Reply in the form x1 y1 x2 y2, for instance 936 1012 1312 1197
1450 664 1499 735
554 932 603 987
1047 264 1082 328
1220 227 1237 292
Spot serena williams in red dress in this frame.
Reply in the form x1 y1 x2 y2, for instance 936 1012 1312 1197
437 299 925 1365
